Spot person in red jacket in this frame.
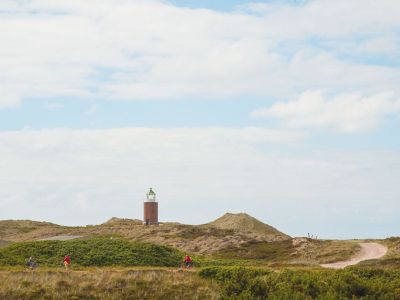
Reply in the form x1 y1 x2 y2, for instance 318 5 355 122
183 255 193 269
63 255 71 270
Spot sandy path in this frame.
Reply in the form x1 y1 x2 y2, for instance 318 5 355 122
38 235 82 241
321 242 387 269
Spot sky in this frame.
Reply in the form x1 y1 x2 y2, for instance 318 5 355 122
0 0 400 239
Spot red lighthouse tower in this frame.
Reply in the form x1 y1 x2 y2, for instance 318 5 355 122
144 188 158 225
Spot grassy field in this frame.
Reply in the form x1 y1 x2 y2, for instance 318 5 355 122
0 269 219 299
2 266 400 299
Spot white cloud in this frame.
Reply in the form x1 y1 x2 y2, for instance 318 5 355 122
252 91 400 133
0 127 399 238
241 0 400 37
0 87 20 109
356 37 399 56
0 0 399 106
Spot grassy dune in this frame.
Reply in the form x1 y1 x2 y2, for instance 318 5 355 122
0 213 290 255
0 238 182 267
214 239 361 264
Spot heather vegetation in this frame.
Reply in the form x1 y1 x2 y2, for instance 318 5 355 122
199 266 400 299
0 238 182 267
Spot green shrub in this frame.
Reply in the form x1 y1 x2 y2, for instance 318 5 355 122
0 238 182 267
199 266 400 299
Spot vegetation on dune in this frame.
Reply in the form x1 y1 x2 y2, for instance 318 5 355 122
293 239 361 264
358 258 400 269
205 213 290 239
215 240 295 261
0 269 219 300
0 216 394 268
0 220 60 236
381 237 400 258
0 238 182 267
0 240 10 248
173 225 235 240
214 238 361 264
199 266 400 299
0 213 291 255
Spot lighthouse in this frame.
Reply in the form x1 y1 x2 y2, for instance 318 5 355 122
144 188 158 225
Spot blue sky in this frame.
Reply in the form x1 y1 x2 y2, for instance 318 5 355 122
0 0 400 239
169 0 249 10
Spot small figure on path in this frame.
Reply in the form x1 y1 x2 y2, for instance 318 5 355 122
63 255 71 270
26 256 37 270
183 255 193 269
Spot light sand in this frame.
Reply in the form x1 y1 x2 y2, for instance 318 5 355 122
38 235 82 241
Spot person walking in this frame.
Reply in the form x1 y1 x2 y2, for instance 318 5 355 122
63 255 71 270
26 256 37 270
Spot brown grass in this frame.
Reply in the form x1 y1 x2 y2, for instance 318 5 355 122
380 237 400 258
0 269 220 299
291 238 361 264
213 238 361 264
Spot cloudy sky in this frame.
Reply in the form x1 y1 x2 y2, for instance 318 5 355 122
1 0 399 239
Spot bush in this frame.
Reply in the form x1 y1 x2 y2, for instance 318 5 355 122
0 238 182 267
199 266 400 299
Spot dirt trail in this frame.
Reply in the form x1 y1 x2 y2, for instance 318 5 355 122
321 242 387 269
38 235 82 241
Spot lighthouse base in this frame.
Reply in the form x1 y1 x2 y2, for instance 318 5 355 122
143 202 158 225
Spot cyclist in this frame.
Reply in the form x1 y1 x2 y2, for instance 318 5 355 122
26 256 37 270
183 255 193 269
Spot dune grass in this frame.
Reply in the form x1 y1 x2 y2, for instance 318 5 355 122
0 269 219 300
3 266 398 299
302 239 361 264
215 240 295 261
0 240 10 248
213 239 360 264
